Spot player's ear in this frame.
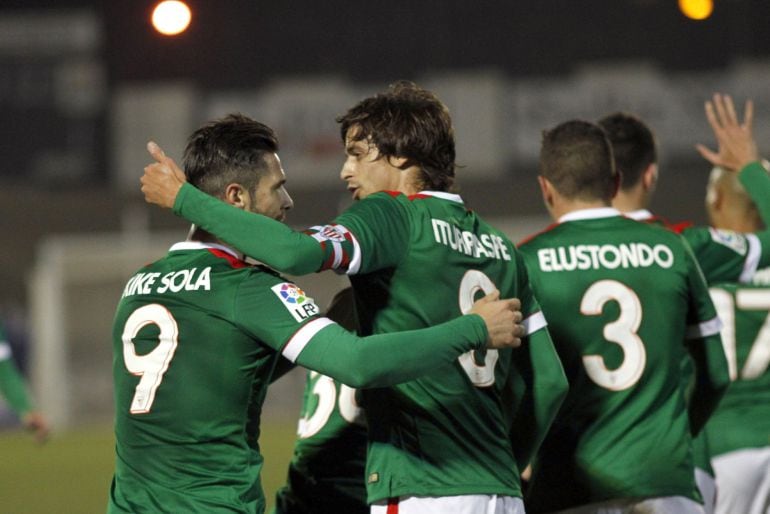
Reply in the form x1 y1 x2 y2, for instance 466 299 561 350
224 183 249 209
388 155 410 169
642 163 658 190
538 176 554 206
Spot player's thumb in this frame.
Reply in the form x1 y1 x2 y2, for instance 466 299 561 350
147 141 168 163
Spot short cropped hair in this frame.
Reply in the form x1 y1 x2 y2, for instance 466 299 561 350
183 114 279 198
539 120 617 202
337 81 456 192
597 112 657 191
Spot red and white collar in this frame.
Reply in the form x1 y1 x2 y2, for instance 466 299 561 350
169 241 240 259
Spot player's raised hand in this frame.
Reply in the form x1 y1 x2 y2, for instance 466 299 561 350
696 93 759 172
141 141 187 209
469 291 525 349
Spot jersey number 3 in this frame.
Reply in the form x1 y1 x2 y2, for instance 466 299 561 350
581 280 646 391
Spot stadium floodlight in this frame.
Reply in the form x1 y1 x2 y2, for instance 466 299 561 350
151 0 192 36
678 0 713 20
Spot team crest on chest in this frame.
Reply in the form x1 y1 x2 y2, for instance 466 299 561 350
271 283 320 322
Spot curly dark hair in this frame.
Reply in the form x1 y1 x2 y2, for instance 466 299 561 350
337 81 456 192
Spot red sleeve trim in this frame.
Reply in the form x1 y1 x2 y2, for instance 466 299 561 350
643 216 694 234
518 222 560 247
207 249 249 268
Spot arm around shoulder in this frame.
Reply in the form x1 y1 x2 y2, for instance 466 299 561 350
175 183 324 275
292 315 488 388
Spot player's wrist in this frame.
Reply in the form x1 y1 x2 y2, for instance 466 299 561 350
172 182 194 214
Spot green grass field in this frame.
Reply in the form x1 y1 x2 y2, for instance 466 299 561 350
0 420 297 513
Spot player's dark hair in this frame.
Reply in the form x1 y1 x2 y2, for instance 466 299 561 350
337 80 456 192
183 113 279 197
597 112 657 192
540 120 617 202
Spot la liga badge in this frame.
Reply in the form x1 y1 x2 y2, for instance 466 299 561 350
271 283 320 322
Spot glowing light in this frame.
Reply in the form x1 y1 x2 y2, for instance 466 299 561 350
679 0 713 20
151 1 192 36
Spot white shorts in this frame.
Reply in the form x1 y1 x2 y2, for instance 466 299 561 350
695 467 716 514
712 446 770 514
370 494 525 514
551 495 705 514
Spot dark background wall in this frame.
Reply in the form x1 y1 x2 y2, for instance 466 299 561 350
1 0 767 307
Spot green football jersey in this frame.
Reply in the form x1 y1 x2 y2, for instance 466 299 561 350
109 242 325 514
331 191 553 503
110 240 491 514
706 269 770 456
171 185 566 505
273 372 367 514
518 208 722 512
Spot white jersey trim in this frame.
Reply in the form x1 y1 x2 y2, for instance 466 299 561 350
523 311 547 336
415 190 465 204
309 224 363 275
624 209 654 221
282 317 335 363
686 316 722 340
169 241 240 259
343 225 363 275
558 207 622 223
740 233 762 283
0 341 11 361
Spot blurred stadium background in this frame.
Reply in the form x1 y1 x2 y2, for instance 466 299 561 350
1 0 769 512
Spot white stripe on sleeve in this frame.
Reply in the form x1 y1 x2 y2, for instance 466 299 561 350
0 341 11 361
686 316 722 340
281 318 335 363
740 233 761 283
344 228 363 275
331 241 343 269
522 311 548 336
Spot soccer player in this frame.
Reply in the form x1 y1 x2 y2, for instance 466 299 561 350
140 82 568 514
272 287 369 514
599 95 770 512
599 94 770 285
0 321 48 443
110 114 523 514
702 167 770 514
517 120 730 513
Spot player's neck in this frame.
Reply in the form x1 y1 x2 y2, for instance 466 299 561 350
718 210 761 233
399 167 426 195
187 225 244 260
611 188 648 214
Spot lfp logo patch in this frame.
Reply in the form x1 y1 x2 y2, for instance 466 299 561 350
271 283 320 322
709 228 747 255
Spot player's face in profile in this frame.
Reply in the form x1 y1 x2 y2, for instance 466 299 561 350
340 128 404 200
252 153 293 222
